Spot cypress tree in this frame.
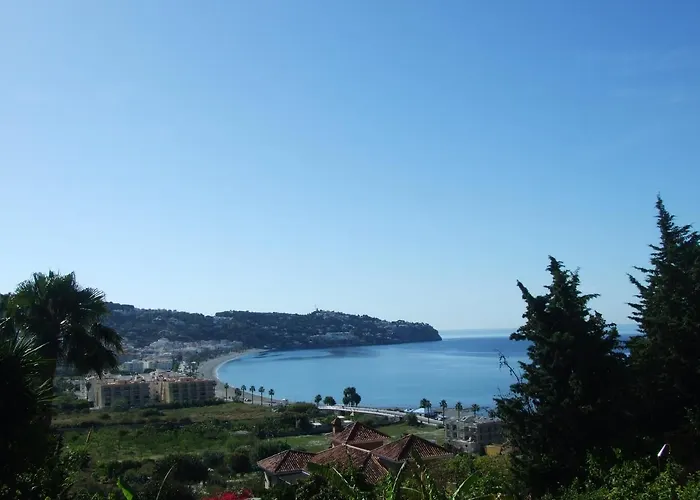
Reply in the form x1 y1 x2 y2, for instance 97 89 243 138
495 257 626 496
627 197 700 460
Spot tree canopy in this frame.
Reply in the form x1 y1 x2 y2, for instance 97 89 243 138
495 257 627 496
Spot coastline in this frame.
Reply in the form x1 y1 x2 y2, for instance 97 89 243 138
198 349 264 397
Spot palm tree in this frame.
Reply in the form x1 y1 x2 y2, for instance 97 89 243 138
455 401 463 420
223 383 229 400
268 388 275 403
258 385 265 405
419 398 432 422
240 385 247 400
249 385 256 401
470 403 481 417
9 271 123 381
439 399 448 419
0 321 54 487
314 394 322 406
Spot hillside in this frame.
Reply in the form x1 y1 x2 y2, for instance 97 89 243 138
105 303 442 349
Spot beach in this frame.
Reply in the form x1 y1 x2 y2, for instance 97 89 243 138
198 349 263 398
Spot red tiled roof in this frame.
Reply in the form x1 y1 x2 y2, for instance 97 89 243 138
307 444 389 484
331 421 390 446
372 434 452 462
257 450 316 474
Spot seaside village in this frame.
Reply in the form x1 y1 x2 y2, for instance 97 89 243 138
78 358 505 491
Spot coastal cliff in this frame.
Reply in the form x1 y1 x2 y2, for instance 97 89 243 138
105 303 442 349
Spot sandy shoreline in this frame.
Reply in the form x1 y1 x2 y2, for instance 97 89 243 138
198 349 264 397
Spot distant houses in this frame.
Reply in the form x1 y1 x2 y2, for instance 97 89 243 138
257 420 454 489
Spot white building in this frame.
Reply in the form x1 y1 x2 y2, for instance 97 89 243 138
120 360 146 373
444 416 504 453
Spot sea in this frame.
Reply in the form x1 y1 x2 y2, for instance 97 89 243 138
216 326 638 410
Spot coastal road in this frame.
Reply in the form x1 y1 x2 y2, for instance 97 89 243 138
319 405 443 427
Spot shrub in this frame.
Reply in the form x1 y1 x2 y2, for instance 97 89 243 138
154 454 208 483
201 450 226 470
228 451 252 474
249 441 290 466
100 459 143 479
406 413 419 426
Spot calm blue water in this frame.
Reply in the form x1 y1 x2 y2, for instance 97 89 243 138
217 327 637 409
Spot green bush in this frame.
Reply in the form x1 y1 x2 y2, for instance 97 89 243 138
228 450 252 474
249 441 291 466
201 450 226 470
154 454 208 483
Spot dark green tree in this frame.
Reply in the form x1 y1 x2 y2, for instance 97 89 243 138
0 320 54 490
627 197 700 459
342 387 361 407
495 257 626 496
315 394 323 406
8 271 123 381
323 395 336 406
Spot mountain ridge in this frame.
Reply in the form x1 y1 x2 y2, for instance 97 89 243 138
104 302 442 350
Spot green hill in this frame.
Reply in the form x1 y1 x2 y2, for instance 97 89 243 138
105 302 442 350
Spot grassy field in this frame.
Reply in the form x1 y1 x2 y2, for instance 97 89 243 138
271 433 330 452
55 404 445 464
64 421 259 462
52 402 271 428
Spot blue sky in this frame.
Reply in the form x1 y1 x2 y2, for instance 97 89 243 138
1 1 699 330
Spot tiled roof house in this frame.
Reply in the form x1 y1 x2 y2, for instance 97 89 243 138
259 421 453 489
330 420 390 450
307 444 389 484
257 450 316 488
372 434 453 470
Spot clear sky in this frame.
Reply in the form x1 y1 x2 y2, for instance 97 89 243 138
1 1 699 330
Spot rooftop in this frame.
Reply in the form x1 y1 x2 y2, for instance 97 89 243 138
372 434 453 462
257 450 316 474
308 445 389 484
331 421 390 446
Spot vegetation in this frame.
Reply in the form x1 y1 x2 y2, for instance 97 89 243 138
0 323 54 490
105 302 441 349
626 198 700 464
342 386 362 407
455 402 463 420
494 257 628 496
323 396 337 406
4 196 700 500
440 400 448 418
10 272 123 383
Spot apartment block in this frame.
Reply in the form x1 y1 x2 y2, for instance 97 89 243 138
153 377 216 404
94 380 152 409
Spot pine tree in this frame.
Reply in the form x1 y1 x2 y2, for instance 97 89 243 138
627 197 700 458
495 257 626 496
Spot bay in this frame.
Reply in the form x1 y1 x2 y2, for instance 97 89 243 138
216 326 637 409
